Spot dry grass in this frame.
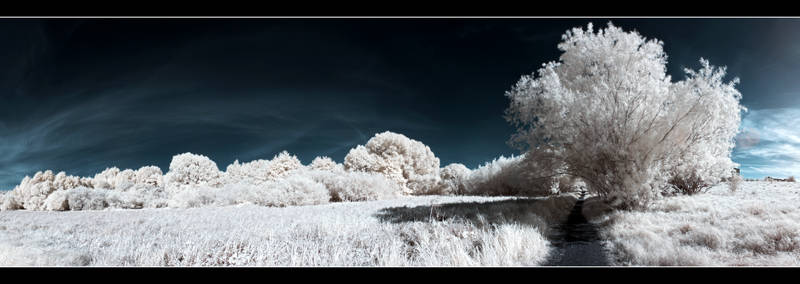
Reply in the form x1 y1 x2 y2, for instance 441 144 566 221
0 194 575 266
592 181 800 266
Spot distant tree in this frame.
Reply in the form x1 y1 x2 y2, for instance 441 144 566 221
435 163 472 195
344 131 440 195
504 22 744 209
164 152 225 192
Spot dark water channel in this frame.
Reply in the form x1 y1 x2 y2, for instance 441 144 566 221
543 191 611 266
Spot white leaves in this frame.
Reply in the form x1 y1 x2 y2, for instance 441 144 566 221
436 163 472 195
3 133 428 211
224 151 303 186
164 153 224 191
344 131 441 195
506 22 744 208
307 169 401 202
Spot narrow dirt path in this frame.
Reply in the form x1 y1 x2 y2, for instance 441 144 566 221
543 190 610 266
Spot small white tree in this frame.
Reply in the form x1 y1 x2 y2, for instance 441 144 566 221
436 163 472 195
164 152 225 192
505 22 744 209
135 166 164 189
344 131 440 195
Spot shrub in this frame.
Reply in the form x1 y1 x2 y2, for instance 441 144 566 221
44 187 145 211
167 174 330 208
264 151 304 180
308 156 343 172
93 167 120 189
344 131 440 195
135 166 164 189
164 153 225 192
465 153 557 197
667 170 711 196
114 169 137 191
306 169 401 202
0 190 21 211
5 170 90 210
224 151 304 185
435 163 472 195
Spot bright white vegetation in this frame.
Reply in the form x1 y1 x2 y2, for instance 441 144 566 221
344 131 441 195
436 163 472 195
308 156 343 172
224 151 304 186
505 22 744 208
305 169 402 202
464 154 560 197
3 131 493 212
592 181 800 266
0 195 576 266
164 152 226 192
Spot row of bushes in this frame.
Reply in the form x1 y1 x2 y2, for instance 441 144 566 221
1 131 565 212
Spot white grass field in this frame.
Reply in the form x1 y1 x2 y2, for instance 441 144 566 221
591 181 800 266
0 194 576 266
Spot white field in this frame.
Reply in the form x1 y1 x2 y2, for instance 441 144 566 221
0 194 576 266
591 181 800 266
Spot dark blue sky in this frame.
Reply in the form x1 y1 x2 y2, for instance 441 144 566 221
2 18 799 189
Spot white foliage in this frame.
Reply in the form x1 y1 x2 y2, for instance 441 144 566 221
306 169 402 202
436 163 471 195
164 153 224 192
61 187 109 211
263 151 304 180
135 166 164 189
504 22 744 209
270 174 330 207
0 190 21 211
114 169 137 191
224 151 304 185
465 153 557 197
168 174 329 208
308 156 343 172
344 131 441 195
43 187 145 211
6 170 89 210
44 190 69 211
92 167 120 189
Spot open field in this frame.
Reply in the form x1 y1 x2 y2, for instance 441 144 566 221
590 181 800 266
0 194 576 266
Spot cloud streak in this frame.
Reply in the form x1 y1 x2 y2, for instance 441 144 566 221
733 107 800 179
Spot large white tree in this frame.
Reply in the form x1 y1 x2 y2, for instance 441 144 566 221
505 23 744 209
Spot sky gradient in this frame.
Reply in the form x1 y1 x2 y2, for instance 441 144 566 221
1 18 799 189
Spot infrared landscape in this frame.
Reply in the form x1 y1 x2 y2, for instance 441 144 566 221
1 18 799 267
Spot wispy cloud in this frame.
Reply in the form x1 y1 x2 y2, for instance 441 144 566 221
733 107 800 178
